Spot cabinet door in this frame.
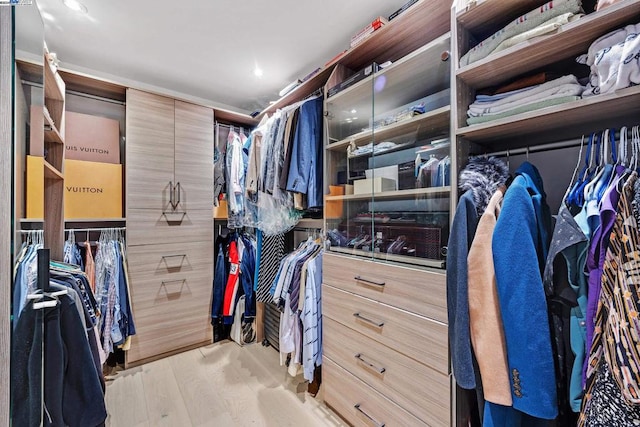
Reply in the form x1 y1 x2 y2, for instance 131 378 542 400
174 100 213 211
126 89 175 210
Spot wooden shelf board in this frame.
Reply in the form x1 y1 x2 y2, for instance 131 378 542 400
43 114 64 144
44 58 65 102
326 186 451 202
327 106 451 151
456 0 546 35
457 0 640 88
43 160 64 180
257 0 450 119
328 246 445 269
456 85 640 144
214 109 258 127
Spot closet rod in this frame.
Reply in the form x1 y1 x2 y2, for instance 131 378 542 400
21 80 126 106
64 227 126 233
481 138 582 157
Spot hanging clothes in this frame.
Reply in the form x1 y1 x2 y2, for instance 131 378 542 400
490 162 556 423
447 156 510 393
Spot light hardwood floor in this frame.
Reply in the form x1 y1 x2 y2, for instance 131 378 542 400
105 342 347 427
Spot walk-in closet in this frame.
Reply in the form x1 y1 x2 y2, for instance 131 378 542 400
2 0 640 426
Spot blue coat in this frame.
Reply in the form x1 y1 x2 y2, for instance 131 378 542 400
491 162 557 421
447 190 478 389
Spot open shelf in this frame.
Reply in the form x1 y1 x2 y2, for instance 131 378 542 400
44 113 64 144
257 0 450 119
456 0 547 35
326 187 451 202
327 106 450 151
43 159 64 180
44 58 65 102
329 246 445 269
457 85 640 145
457 0 640 88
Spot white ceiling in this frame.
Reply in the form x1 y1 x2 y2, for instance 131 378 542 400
28 0 411 114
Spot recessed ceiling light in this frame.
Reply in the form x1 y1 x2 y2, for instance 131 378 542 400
351 109 357 114
62 0 88 14
253 67 263 78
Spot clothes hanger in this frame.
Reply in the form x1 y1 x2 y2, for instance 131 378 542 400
562 134 586 205
567 133 594 207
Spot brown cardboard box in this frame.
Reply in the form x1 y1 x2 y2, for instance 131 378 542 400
65 111 120 164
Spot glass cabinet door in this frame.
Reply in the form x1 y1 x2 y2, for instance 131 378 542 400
325 34 451 268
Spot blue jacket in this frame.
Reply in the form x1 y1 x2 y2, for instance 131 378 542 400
446 190 478 389
286 97 323 209
491 162 557 421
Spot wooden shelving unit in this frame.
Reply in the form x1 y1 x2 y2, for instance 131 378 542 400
325 186 451 202
42 52 66 261
457 0 640 88
257 0 450 119
457 85 640 145
456 0 547 35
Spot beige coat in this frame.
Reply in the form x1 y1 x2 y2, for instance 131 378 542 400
468 188 511 406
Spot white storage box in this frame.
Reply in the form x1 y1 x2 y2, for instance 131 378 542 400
353 177 397 194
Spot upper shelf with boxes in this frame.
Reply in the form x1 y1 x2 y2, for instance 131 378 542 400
324 33 452 269
453 0 640 148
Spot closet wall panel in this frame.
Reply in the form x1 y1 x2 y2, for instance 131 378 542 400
174 100 214 211
125 89 175 211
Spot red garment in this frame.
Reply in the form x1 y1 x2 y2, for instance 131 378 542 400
223 241 241 317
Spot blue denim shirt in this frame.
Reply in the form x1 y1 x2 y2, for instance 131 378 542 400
286 97 323 209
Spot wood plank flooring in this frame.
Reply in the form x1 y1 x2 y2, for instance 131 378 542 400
105 342 347 427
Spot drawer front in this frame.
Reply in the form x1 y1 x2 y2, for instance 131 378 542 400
323 252 447 322
324 317 449 426
126 241 213 276
126 246 213 363
323 284 448 375
126 208 213 246
323 358 428 427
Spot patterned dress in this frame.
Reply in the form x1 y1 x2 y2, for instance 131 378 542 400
580 173 640 426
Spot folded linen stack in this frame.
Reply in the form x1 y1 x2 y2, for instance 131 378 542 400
467 75 584 125
578 22 640 97
459 0 583 67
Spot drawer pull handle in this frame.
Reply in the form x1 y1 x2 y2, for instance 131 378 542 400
354 404 385 427
161 279 186 286
162 254 186 259
353 312 384 328
354 353 386 374
354 276 385 287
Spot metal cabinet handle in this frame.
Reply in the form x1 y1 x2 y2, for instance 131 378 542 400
169 181 174 208
354 404 385 427
353 312 384 328
175 182 181 207
162 254 186 259
354 353 385 374
354 276 385 287
161 279 186 286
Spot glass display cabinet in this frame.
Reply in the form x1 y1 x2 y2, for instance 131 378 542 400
324 33 452 268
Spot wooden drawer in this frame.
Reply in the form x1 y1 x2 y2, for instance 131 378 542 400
323 252 447 322
324 317 449 426
323 358 428 427
127 262 212 364
323 284 448 375
126 241 213 276
126 208 213 246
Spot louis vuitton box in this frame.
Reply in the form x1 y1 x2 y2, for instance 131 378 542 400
65 111 120 164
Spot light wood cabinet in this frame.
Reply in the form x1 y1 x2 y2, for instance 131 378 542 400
126 90 214 214
125 89 214 365
126 89 175 212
